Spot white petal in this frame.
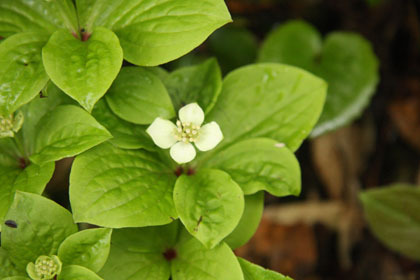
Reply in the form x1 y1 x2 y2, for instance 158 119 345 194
170 142 196 164
178 103 204 126
195 122 223 151
146 118 177 149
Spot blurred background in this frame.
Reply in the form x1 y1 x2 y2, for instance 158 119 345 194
47 0 420 279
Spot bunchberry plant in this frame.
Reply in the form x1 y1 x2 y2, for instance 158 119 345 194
0 1 340 280
1 192 112 280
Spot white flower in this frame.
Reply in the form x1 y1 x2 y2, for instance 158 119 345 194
146 103 223 164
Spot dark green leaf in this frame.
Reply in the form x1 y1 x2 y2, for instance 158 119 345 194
360 185 420 261
164 58 222 113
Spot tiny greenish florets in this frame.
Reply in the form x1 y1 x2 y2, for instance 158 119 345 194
0 115 14 131
174 120 200 143
27 255 62 280
0 111 24 138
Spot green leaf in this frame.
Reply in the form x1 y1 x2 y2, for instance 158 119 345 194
20 82 75 155
206 63 327 152
0 161 55 230
172 230 244 280
99 224 177 280
58 265 103 280
42 27 123 112
29 105 111 164
0 247 23 278
58 228 112 273
164 58 222 113
173 169 244 248
0 32 49 115
2 192 77 270
70 143 177 228
258 20 379 137
225 192 264 249
208 26 258 74
204 138 301 196
0 0 78 37
3 277 30 280
76 0 231 66
106 67 175 125
360 185 420 261
92 99 155 150
238 257 293 280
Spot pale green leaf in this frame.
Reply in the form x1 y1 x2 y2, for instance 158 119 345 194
58 228 112 273
92 99 155 150
30 105 112 164
174 169 244 248
42 27 123 112
258 20 379 137
76 0 231 66
69 143 177 228
225 192 264 249
0 32 49 115
106 66 175 125
164 58 222 113
206 63 327 153
2 192 77 270
172 230 244 280
204 138 301 196
238 257 293 280
0 0 78 37
58 265 103 280
360 185 420 261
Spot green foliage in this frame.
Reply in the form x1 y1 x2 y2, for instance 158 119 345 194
360 185 420 261
174 169 244 248
204 138 301 196
0 0 78 37
75 0 232 66
58 265 103 280
258 20 379 137
42 27 123 112
105 67 175 124
208 26 258 73
70 143 177 228
29 105 112 164
92 100 155 150
164 58 222 113
0 32 49 115
239 258 293 280
206 63 327 152
58 228 113 273
225 192 264 249
2 192 77 270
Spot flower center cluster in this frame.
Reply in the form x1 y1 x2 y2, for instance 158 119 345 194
34 256 59 279
0 115 14 132
174 120 200 143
